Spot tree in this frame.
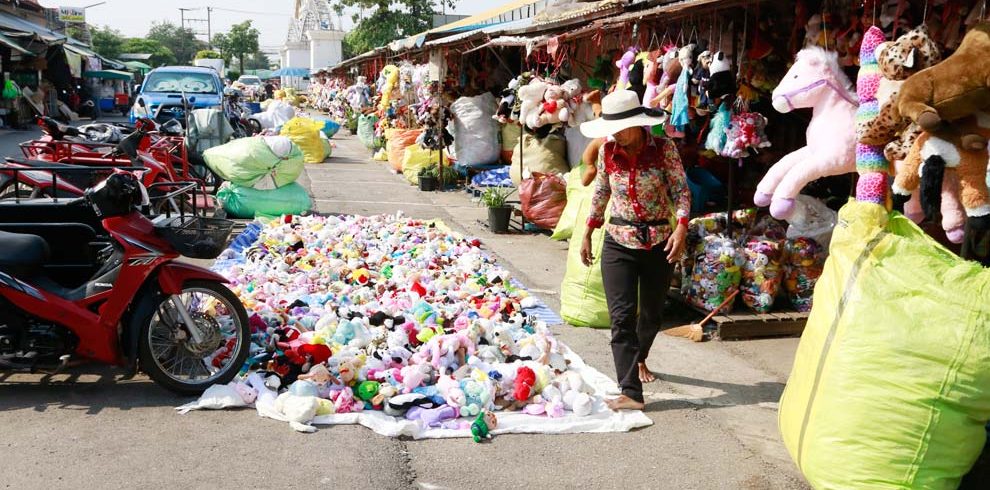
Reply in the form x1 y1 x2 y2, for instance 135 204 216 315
224 21 260 73
147 21 205 65
243 51 271 71
91 26 125 59
195 50 222 60
337 0 457 56
211 33 232 65
121 38 176 67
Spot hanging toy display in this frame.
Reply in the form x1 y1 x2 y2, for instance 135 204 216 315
755 47 857 219
667 44 695 138
853 26 891 205
614 47 637 90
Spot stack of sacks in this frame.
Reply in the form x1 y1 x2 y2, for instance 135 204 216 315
206 136 312 218
251 99 297 131
388 129 423 172
207 214 598 432
281 117 333 164
402 146 450 185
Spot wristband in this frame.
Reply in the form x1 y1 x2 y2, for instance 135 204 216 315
677 216 689 227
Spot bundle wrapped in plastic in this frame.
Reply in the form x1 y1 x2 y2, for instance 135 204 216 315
683 234 744 311
782 237 827 312
739 237 784 313
203 136 304 188
357 114 380 149
280 118 328 164
449 93 499 167
680 209 757 294
216 182 312 219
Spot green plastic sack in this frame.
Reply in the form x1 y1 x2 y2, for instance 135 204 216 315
281 118 326 164
203 137 303 188
779 201 990 489
402 145 449 185
559 189 611 329
550 165 590 241
358 114 379 149
2 80 19 100
216 182 311 219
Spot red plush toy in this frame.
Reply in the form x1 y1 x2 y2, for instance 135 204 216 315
514 366 536 402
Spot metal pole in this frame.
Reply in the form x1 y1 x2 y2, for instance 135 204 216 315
207 7 213 48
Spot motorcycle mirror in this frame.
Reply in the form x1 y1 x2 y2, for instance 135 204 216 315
188 96 196 104
137 98 147 108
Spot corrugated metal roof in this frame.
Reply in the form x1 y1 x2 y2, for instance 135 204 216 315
423 17 535 49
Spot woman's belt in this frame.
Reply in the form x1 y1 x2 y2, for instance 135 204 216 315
609 217 667 245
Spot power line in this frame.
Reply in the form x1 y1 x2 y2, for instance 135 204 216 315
209 7 291 17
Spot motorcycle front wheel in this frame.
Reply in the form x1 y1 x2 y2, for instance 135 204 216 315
136 280 249 394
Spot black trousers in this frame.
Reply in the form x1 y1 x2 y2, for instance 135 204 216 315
601 234 674 403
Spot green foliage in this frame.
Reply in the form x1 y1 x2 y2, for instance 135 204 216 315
227 70 241 82
480 186 514 208
147 21 205 65
243 51 271 71
339 0 457 56
91 26 125 59
195 50 222 60
225 21 260 73
121 38 176 67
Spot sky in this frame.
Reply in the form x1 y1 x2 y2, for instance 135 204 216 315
42 0 508 54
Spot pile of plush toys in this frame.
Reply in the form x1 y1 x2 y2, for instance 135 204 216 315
202 214 598 434
495 73 596 135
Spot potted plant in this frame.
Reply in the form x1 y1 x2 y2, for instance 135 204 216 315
481 186 515 233
418 165 439 192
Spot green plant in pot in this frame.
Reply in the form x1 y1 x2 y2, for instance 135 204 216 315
480 186 515 234
418 164 439 192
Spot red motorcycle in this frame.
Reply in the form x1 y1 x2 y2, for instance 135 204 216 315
0 172 249 394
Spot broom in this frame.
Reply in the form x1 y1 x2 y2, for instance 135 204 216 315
664 289 739 342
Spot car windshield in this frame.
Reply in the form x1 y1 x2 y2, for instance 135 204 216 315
238 77 261 85
144 71 219 94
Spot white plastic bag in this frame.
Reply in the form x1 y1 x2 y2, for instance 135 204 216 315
565 126 593 169
449 93 500 166
785 195 838 248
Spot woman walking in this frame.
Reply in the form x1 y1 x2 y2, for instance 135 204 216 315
579 90 691 411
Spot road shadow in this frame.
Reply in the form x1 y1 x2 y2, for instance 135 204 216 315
0 366 191 414
644 373 784 413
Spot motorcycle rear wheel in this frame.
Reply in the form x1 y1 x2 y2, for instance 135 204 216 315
137 280 249 395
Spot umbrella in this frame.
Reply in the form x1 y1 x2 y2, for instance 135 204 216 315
271 67 311 78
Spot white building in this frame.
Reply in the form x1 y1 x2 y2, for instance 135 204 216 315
280 0 344 75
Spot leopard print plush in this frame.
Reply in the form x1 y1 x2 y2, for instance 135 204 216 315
857 25 942 146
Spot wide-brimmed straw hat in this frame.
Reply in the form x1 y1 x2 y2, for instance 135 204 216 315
579 89 667 138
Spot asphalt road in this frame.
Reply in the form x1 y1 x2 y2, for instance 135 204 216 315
0 119 809 489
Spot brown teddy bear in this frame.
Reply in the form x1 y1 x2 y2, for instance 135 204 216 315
896 23 990 150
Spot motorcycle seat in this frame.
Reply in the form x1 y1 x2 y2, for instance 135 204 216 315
0 230 49 277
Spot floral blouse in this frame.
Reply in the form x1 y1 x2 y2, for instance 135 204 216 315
587 132 691 250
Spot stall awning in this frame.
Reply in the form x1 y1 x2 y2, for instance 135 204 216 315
83 70 134 80
462 35 550 55
0 10 65 43
423 17 534 49
0 31 29 55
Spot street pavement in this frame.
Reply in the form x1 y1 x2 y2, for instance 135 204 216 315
0 119 808 489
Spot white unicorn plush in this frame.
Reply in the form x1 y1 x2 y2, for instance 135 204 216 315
754 47 859 220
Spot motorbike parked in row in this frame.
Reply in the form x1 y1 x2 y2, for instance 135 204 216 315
0 171 249 394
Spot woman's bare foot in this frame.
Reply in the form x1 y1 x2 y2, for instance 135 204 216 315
638 362 656 383
606 395 645 411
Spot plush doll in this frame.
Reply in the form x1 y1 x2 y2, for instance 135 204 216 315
641 50 662 108
859 25 943 149
804 14 824 48
897 23 990 151
706 51 735 103
692 51 714 114
518 80 548 130
853 26 890 205
513 365 537 402
406 404 459 428
471 410 498 442
893 114 990 231
756 47 858 219
559 79 583 126
650 48 681 109
274 391 321 432
537 83 567 127
668 44 696 136
615 47 637 90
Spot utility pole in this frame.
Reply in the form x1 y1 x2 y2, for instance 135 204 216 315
207 7 212 48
